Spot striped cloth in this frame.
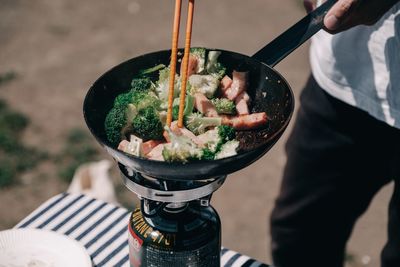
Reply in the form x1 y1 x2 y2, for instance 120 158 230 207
15 193 269 267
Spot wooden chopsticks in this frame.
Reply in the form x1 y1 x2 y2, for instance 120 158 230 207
166 0 182 127
166 0 195 128
177 0 195 128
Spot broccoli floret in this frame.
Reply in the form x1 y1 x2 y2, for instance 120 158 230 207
218 125 236 143
162 127 203 162
131 78 153 92
206 51 226 79
131 90 147 105
106 77 161 146
198 128 220 153
185 112 222 135
197 126 236 160
105 101 140 146
113 79 158 110
155 66 180 107
201 148 215 160
198 125 235 155
188 74 219 98
105 105 127 146
131 107 164 140
158 66 171 81
190 48 206 74
131 90 161 111
215 140 239 159
212 98 236 115
126 104 138 123
130 78 161 110
155 68 170 105
113 91 134 108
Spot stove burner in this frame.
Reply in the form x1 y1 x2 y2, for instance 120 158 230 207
119 163 224 266
119 163 226 204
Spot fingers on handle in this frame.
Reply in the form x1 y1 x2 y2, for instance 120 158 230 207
324 0 358 31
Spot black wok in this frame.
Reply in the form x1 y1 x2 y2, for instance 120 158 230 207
83 1 335 180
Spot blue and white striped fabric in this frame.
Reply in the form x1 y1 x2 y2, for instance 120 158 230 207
15 193 269 267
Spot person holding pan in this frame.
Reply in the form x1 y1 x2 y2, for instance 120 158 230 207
270 0 400 267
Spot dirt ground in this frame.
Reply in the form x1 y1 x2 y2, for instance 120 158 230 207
0 0 393 266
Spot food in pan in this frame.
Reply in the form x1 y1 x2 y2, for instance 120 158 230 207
105 49 268 162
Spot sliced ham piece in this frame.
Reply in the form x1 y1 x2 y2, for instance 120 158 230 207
117 140 130 151
235 92 250 115
194 134 207 147
220 75 233 94
195 129 218 148
147 144 165 161
223 71 248 100
181 55 198 77
222 112 268 130
164 121 200 144
182 128 201 145
142 140 163 155
193 93 218 117
163 130 171 143
170 121 198 140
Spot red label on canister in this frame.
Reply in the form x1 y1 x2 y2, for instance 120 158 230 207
128 223 143 267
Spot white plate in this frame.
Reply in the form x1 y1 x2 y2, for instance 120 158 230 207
0 228 92 267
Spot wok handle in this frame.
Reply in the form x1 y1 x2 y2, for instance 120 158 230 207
252 0 336 67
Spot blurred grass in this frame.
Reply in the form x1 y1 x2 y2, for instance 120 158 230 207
0 96 99 187
0 68 101 188
55 128 99 183
0 99 47 187
0 71 17 87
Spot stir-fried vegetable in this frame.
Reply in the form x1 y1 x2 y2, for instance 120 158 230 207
190 48 206 74
162 127 203 163
105 105 127 146
105 78 162 145
215 140 240 159
155 66 180 108
105 49 268 162
197 125 236 160
131 107 164 140
212 98 236 115
185 112 222 135
188 74 219 98
172 94 195 121
138 64 166 76
206 51 226 79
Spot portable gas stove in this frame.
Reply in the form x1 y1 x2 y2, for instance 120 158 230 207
120 164 225 266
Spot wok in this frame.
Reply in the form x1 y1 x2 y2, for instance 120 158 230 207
83 1 335 180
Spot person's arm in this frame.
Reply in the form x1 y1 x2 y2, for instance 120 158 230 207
304 0 400 33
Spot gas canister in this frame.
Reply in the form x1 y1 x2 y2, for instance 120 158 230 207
128 202 221 267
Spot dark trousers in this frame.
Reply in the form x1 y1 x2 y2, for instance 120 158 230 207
270 75 400 267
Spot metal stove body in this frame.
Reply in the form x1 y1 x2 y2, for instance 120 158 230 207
120 164 225 267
